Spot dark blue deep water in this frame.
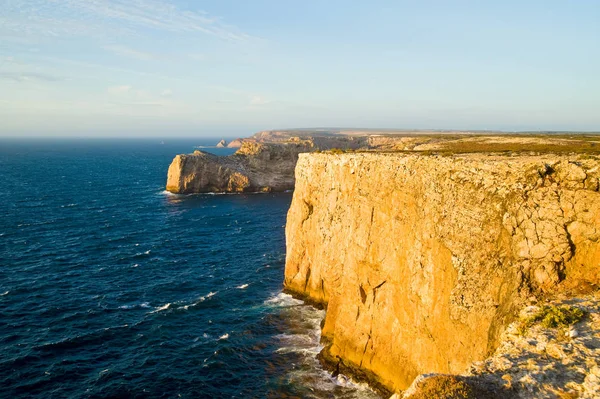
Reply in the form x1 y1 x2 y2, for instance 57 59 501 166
0 139 378 399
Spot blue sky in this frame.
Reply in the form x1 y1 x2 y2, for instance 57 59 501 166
1 0 599 137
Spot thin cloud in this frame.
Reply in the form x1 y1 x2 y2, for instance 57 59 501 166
188 53 206 61
107 85 133 94
103 45 161 61
3 0 256 42
249 96 271 106
0 71 63 82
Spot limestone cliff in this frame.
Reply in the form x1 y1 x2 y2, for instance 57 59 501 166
284 152 600 394
166 136 371 194
166 142 310 193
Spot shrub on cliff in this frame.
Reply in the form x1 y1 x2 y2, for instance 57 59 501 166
518 305 586 335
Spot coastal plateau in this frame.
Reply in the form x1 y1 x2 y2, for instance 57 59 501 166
166 131 600 194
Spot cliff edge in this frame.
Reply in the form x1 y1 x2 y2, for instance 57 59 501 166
284 152 600 395
166 141 310 193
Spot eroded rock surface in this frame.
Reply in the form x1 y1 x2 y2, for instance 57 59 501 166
403 293 600 398
284 152 600 394
166 141 310 193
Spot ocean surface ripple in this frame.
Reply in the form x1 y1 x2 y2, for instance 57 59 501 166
0 139 379 399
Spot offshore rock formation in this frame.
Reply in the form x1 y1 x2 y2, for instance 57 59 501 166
166 141 311 193
166 136 369 194
226 138 244 148
284 152 600 395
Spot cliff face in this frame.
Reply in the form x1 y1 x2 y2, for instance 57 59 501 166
166 142 310 193
284 153 600 393
166 137 373 194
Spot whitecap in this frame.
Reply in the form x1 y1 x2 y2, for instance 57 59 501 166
236 284 249 289
205 291 217 298
218 333 229 340
144 250 151 255
151 303 171 313
159 190 180 197
264 292 303 307
0 291 9 296
132 264 139 268
275 347 321 355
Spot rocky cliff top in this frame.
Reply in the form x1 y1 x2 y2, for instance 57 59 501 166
168 133 600 194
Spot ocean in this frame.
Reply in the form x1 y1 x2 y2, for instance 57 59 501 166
0 139 379 399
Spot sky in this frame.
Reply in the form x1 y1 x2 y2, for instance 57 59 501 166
1 0 599 137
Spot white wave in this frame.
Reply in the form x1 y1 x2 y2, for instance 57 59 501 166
144 250 151 255
264 292 303 307
119 302 150 310
275 333 315 345
275 346 321 355
151 303 171 313
159 190 180 197
218 333 229 340
181 292 217 310
132 264 139 268
236 284 249 289
0 291 9 296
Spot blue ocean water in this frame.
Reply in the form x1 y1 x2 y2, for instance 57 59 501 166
0 139 379 399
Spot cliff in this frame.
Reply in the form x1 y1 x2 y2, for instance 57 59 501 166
166 137 371 194
284 152 600 395
166 142 310 193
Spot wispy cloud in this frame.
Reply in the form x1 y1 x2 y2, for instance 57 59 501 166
107 85 133 94
0 71 63 82
106 84 174 107
2 0 255 42
249 96 271 106
103 45 162 61
188 53 206 61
